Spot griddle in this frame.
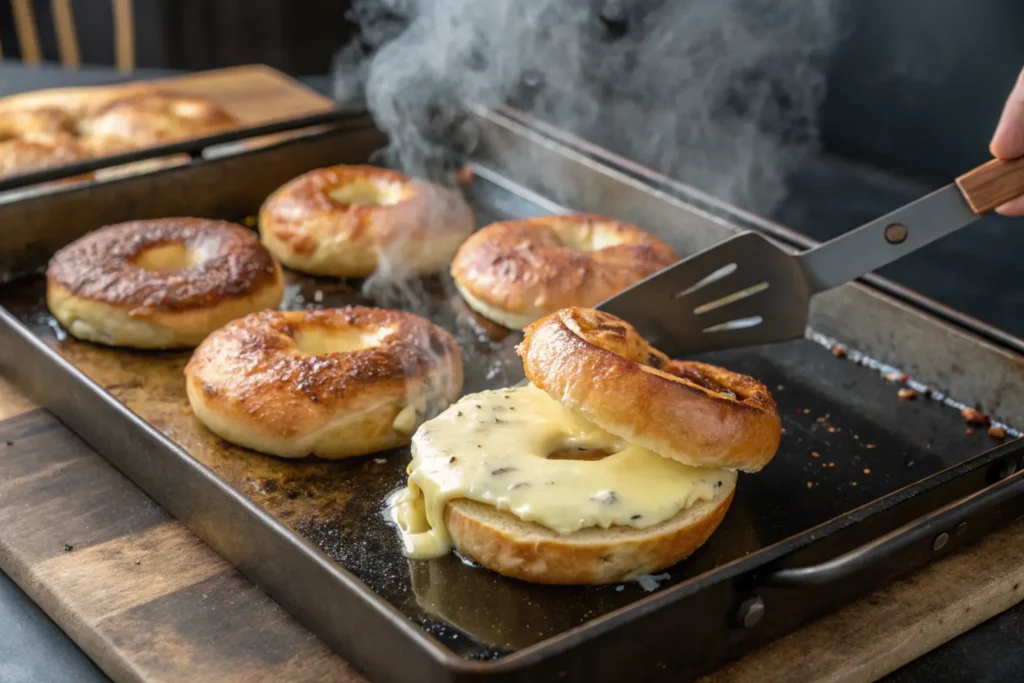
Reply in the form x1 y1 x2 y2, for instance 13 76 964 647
0 110 1022 683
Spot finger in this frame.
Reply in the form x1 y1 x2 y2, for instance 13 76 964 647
994 194 1024 217
990 66 1024 160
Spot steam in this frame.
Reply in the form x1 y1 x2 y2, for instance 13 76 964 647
333 0 840 215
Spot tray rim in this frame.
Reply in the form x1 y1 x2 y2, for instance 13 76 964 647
0 114 1022 680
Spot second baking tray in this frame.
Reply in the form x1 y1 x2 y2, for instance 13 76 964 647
1 110 1023 682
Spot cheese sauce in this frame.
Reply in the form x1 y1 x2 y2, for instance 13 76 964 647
389 384 733 559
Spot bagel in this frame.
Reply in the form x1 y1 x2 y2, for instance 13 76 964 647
389 381 737 584
0 86 236 180
259 165 475 278
450 214 678 329
185 307 464 459
46 218 285 349
517 307 782 473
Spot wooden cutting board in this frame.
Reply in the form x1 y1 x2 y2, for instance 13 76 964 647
2 374 1024 683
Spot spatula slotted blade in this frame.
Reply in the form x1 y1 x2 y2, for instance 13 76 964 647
597 232 811 358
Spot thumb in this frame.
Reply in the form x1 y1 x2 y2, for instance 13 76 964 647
990 66 1024 160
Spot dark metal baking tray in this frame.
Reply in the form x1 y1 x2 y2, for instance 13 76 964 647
0 110 1023 683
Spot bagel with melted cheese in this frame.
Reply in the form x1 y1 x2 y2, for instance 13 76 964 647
185 307 463 459
450 214 678 329
259 165 475 278
389 307 780 584
46 218 284 349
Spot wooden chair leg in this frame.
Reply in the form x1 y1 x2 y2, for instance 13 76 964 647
11 0 43 65
51 0 81 68
112 0 135 72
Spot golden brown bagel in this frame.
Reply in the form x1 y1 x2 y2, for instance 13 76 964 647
444 483 734 585
185 307 464 459
450 214 678 329
517 307 782 472
46 218 284 349
0 86 236 180
259 165 475 278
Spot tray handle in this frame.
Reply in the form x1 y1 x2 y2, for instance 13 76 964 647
766 449 1024 588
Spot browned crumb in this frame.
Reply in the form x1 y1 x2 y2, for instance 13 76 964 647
898 388 918 401
885 371 910 383
863 468 871 475
777 384 785 391
962 407 990 427
965 428 975 436
989 425 1008 440
831 346 847 358
828 462 835 468
851 481 858 486
806 481 814 489
243 215 258 228
828 426 838 433
802 408 811 414
811 451 820 458
817 416 827 424
866 444 876 449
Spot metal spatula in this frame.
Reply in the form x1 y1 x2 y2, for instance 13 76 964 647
598 156 1024 357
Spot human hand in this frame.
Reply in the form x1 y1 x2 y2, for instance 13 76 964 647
989 66 1024 216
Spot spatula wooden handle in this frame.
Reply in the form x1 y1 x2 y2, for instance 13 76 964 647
955 156 1024 214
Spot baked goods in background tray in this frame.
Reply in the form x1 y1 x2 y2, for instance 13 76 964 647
259 164 475 278
450 214 678 329
185 307 464 459
0 85 238 180
390 307 781 585
46 218 284 349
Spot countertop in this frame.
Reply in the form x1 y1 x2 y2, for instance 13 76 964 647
0 62 1021 683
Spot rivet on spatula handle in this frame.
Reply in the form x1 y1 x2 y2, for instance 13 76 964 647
955 156 1024 214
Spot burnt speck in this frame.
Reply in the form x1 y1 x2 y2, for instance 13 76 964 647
456 411 463 417
831 346 847 358
715 480 723 487
592 490 618 505
491 467 516 476
134 560 141 566
631 514 643 521
510 482 530 490
286 491 300 500
962 407 990 427
577 447 588 451
494 417 503 424
63 543 74 552
475 404 482 409
449 456 458 464
989 425 1008 440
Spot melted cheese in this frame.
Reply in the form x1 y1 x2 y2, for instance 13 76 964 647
389 384 731 559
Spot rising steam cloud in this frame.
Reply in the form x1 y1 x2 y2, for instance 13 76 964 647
333 0 839 215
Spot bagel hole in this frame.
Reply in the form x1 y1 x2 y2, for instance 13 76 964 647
294 327 394 355
548 447 612 462
133 242 200 271
328 180 404 206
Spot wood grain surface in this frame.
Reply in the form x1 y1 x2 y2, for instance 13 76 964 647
1 374 1024 683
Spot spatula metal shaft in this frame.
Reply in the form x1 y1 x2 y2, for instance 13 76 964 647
797 183 979 294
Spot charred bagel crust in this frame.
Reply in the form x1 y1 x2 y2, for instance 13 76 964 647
259 165 474 278
518 308 782 472
184 307 464 459
444 485 734 585
46 218 284 349
450 214 678 329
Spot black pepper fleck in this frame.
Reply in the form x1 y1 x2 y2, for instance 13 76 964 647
511 482 530 490
475 405 482 409
716 480 723 487
457 411 463 417
631 514 643 521
449 456 457 464
491 467 516 476
63 543 74 552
